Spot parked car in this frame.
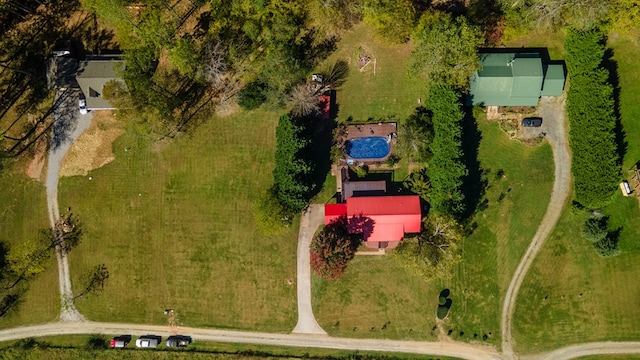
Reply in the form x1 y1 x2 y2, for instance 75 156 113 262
165 335 192 348
521 117 543 127
110 335 131 348
79 97 88 114
135 335 160 348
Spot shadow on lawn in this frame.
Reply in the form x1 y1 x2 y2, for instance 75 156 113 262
460 107 488 222
602 48 627 166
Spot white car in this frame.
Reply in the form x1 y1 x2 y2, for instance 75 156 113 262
79 98 87 114
135 336 159 348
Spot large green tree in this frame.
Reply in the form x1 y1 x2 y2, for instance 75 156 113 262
273 114 314 212
565 28 620 207
363 0 416 43
410 11 483 89
425 85 467 217
394 214 463 280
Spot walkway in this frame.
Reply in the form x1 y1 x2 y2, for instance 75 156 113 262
292 204 326 335
501 96 571 358
46 89 92 322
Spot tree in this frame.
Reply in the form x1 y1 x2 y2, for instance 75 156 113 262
404 168 431 202
254 187 295 234
238 80 268 110
425 85 467 217
393 214 463 280
201 40 228 88
594 235 621 258
272 114 314 212
74 264 109 300
499 0 610 31
288 83 320 117
583 217 608 243
397 106 434 164
564 28 620 207
363 0 416 43
310 218 359 280
410 12 483 89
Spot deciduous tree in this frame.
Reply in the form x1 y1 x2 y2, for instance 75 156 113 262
394 214 463 280
310 218 359 280
410 12 483 89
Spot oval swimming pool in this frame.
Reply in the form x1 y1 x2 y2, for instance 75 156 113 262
345 136 390 160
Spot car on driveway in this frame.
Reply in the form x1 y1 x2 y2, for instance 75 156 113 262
165 335 192 347
79 97 88 114
135 335 160 348
522 117 543 127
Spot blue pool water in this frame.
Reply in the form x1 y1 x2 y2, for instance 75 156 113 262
345 136 390 160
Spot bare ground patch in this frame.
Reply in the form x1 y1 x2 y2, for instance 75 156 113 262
59 111 124 177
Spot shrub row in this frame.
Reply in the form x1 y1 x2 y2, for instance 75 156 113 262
425 85 467 217
564 28 620 208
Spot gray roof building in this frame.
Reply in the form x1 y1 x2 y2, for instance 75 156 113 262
76 58 125 110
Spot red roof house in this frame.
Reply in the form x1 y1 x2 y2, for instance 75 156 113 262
324 195 422 249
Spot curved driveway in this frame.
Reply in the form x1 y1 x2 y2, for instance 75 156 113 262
501 96 572 358
47 89 92 322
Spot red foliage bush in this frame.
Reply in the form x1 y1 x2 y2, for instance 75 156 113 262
310 217 359 280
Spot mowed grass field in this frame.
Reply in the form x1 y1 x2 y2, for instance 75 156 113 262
0 165 59 328
59 110 298 330
313 107 554 345
512 33 640 354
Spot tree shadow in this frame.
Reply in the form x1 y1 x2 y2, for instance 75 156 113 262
347 215 375 248
602 48 627 166
460 106 487 222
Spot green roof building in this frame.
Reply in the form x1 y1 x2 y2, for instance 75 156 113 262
468 52 565 106
76 57 125 110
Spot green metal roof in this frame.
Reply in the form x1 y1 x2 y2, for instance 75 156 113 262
541 64 565 96
469 53 547 106
76 60 125 110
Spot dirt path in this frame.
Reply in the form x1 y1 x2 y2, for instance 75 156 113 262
46 89 92 322
292 204 327 335
531 342 640 360
501 96 572 359
0 321 501 360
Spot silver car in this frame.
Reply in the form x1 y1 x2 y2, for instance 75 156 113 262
135 336 159 348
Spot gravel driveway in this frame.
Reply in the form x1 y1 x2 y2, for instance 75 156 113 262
502 95 572 359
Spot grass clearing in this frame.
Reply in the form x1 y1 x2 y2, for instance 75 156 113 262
0 163 59 328
313 109 554 346
322 24 426 123
60 109 298 331
512 32 640 354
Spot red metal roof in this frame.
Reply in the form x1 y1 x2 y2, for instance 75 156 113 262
318 95 331 120
324 203 347 225
324 196 422 242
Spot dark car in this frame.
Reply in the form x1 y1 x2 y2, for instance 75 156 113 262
165 335 192 348
110 335 131 348
522 117 543 127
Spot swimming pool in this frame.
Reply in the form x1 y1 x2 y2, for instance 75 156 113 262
345 136 391 160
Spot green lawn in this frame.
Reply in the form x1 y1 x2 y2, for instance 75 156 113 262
0 165 59 328
59 109 298 331
322 24 427 123
512 33 640 354
313 109 554 346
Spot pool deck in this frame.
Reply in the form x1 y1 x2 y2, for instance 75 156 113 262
339 122 397 142
337 122 397 165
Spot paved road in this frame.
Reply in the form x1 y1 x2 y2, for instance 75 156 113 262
501 96 572 359
0 321 501 360
292 204 327 335
46 89 92 322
